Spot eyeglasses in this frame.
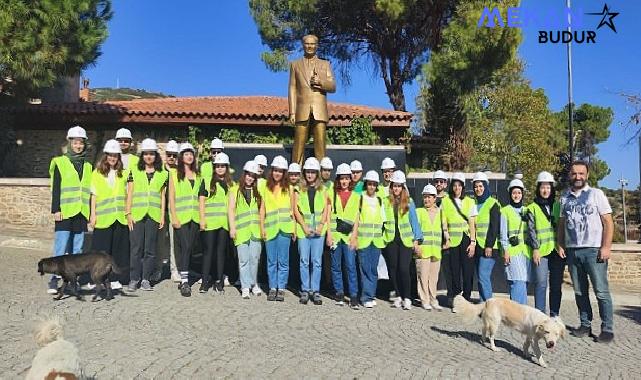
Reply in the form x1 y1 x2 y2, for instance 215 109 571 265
166 154 177 158
211 149 222 154
435 179 447 184
116 139 130 143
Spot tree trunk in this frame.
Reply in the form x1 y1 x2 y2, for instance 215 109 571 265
380 55 407 112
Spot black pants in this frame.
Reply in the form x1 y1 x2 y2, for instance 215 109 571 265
129 216 159 282
384 240 413 300
175 221 199 274
201 228 229 284
92 222 130 283
548 250 567 317
442 234 474 301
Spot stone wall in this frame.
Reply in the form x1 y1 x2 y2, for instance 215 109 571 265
0 178 51 231
609 250 641 286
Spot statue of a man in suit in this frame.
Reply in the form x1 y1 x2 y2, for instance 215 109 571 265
288 34 336 165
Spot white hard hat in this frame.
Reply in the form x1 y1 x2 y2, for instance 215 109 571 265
179 142 195 153
381 157 396 170
103 139 122 154
536 171 555 184
254 154 268 166
320 157 333 169
165 140 179 153
508 179 525 191
271 155 288 170
451 172 466 184
472 171 489 183
390 170 406 184
140 138 158 152
214 152 230 165
243 160 260 175
288 163 301 173
335 163 351 176
115 128 132 140
210 138 224 150
303 157 321 171
433 170 447 181
66 125 87 140
422 184 437 195
350 160 363 172
364 170 380 183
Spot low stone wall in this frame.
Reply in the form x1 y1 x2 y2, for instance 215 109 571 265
609 248 641 286
0 178 51 231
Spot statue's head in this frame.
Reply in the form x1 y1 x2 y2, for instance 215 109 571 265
302 34 318 56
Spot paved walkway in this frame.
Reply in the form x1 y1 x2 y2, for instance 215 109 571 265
2 246 641 379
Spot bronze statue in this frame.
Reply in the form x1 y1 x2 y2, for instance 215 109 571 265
288 34 336 165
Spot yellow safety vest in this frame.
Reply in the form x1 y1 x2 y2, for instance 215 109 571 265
383 198 415 248
417 207 442 259
441 196 475 247
357 195 385 250
476 197 499 249
527 201 560 257
172 171 201 224
203 180 231 231
263 186 294 240
130 168 167 223
49 156 92 219
91 170 127 229
200 161 213 184
231 185 261 246
296 186 328 238
500 205 530 258
330 190 360 244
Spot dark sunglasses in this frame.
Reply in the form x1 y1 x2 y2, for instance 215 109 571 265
435 179 447 184
166 153 177 158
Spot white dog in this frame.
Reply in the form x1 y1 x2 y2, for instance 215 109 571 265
25 319 81 380
453 295 566 367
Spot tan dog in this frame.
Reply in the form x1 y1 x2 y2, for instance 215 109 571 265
453 295 566 367
25 319 81 380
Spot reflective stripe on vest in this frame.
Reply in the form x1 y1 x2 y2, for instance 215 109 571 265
441 196 474 247
131 168 168 223
232 185 261 246
49 156 92 219
203 181 230 231
296 187 327 238
476 197 499 249
91 169 127 229
501 205 530 258
357 195 385 250
417 207 442 259
383 198 415 248
330 190 360 244
264 187 293 240
527 202 559 257
172 171 201 224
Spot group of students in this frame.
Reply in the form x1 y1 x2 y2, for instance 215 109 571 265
48 125 563 314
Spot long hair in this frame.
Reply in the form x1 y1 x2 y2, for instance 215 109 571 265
177 151 199 181
448 180 466 200
267 168 289 194
333 175 354 192
97 154 123 177
299 171 322 192
137 152 164 172
237 172 262 210
209 167 233 197
388 186 410 216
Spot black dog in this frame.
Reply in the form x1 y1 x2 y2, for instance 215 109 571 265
37 251 122 301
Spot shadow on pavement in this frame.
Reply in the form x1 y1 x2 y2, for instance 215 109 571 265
429 325 523 356
615 305 641 325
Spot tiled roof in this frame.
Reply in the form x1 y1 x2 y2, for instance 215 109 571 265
4 96 411 128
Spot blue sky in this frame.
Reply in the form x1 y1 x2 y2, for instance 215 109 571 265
84 0 640 189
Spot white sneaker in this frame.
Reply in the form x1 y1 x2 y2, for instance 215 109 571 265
393 297 403 308
432 303 443 311
171 273 182 283
241 288 250 299
364 301 375 308
110 281 123 290
403 298 412 310
46 288 58 295
372 300 377 306
223 275 230 286
423 303 433 310
252 284 262 296
81 283 96 291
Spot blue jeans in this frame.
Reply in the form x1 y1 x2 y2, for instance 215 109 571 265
331 242 358 297
298 235 324 293
266 232 291 290
509 280 528 304
237 239 261 290
358 244 381 303
532 256 549 313
52 231 84 281
567 247 614 332
477 248 496 301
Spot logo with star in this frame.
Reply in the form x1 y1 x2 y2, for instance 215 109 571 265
586 3 620 33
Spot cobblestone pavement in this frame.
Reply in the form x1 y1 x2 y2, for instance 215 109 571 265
2 247 641 379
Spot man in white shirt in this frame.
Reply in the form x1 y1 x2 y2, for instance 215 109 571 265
557 161 614 343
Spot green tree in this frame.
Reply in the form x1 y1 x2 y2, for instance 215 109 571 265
249 0 458 111
0 0 112 101
417 0 521 169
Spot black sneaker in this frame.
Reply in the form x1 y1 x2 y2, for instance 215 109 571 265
214 281 225 295
335 293 345 306
597 331 614 343
350 298 360 310
299 291 309 304
267 289 277 301
572 325 592 338
276 289 285 302
180 283 191 297
199 282 210 293
312 292 322 305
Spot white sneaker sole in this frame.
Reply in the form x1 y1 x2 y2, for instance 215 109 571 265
46 289 58 295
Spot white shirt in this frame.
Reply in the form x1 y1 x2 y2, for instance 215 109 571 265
454 197 478 217
362 194 387 222
560 185 612 248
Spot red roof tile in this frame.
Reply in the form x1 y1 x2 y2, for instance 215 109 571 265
4 96 411 128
